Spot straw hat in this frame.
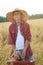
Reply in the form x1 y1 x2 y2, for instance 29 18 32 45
6 9 30 22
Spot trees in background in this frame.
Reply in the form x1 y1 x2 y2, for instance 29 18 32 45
0 16 9 22
0 14 43 22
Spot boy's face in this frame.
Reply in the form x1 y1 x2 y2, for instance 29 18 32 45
13 12 22 23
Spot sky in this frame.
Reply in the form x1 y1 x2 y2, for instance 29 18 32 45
0 0 43 17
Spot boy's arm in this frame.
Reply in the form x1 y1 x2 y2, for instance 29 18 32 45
24 24 31 52
21 24 31 59
8 26 15 45
21 40 29 59
8 26 16 57
23 40 29 53
10 45 16 57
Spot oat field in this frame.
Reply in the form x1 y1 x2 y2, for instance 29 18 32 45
0 19 43 65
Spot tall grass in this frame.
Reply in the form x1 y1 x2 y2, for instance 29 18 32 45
0 19 43 65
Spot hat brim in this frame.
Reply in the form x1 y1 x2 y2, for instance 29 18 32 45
6 10 30 22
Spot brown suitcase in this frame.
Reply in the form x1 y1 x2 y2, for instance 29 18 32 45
7 60 35 65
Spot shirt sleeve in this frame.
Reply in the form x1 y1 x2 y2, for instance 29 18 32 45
8 26 15 45
26 24 31 41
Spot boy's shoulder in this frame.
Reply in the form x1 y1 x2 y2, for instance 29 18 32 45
23 21 30 28
9 23 15 30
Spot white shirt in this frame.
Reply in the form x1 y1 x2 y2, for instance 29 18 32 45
16 25 24 50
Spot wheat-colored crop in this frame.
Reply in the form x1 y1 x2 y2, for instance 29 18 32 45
0 19 43 65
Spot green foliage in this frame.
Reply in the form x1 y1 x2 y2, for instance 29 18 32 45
0 16 9 22
30 14 43 19
0 14 43 22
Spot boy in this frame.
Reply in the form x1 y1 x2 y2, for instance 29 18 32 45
6 9 34 62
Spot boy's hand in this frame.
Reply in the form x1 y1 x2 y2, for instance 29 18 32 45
21 50 26 60
9 48 16 58
15 53 20 60
9 45 16 58
9 50 14 58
